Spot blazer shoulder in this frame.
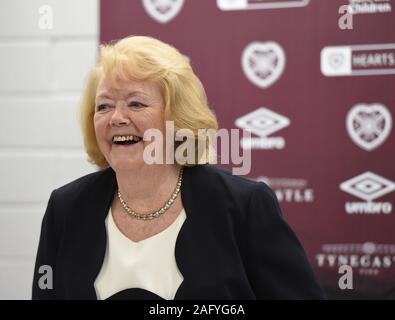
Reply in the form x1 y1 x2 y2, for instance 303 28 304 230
185 164 275 207
44 167 115 230
187 164 257 187
54 167 114 199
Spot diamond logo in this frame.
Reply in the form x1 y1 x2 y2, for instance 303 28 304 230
346 103 392 151
340 172 395 202
142 0 184 24
235 107 290 137
241 41 286 88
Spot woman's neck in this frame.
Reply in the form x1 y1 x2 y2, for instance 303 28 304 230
114 164 182 213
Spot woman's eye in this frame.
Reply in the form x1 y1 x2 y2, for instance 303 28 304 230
129 101 147 108
96 104 110 112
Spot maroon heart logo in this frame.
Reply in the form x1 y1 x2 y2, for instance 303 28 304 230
143 0 184 23
242 41 286 88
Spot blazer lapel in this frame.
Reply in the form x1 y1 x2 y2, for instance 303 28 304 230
175 165 229 298
61 167 116 299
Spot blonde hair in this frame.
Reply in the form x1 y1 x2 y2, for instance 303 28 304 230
80 36 218 168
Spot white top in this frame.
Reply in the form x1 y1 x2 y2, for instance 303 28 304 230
94 208 186 300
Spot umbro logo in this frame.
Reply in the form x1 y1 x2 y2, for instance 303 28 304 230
235 107 290 149
340 172 395 214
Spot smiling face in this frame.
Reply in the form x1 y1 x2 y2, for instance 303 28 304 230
93 75 166 172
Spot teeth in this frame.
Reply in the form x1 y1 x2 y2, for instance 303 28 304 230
113 135 141 142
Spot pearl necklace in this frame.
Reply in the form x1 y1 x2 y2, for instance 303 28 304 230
117 167 183 220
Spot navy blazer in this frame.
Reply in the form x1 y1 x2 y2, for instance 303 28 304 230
32 164 325 299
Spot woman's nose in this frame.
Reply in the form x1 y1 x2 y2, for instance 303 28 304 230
110 104 131 126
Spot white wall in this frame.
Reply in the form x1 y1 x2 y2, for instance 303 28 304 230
0 0 98 299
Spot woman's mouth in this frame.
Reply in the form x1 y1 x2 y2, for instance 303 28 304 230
112 135 143 146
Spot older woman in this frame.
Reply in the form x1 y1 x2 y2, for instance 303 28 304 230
32 36 324 300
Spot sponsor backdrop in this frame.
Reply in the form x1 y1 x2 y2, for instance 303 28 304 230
100 0 395 297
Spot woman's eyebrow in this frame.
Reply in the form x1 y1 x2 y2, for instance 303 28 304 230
95 90 149 99
95 92 113 99
127 90 149 98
